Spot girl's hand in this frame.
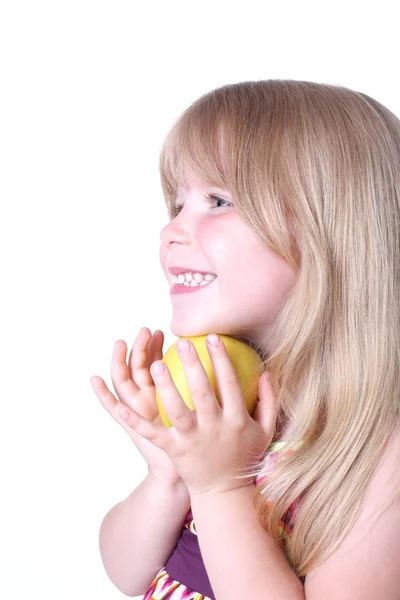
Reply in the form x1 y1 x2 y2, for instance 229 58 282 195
117 334 277 497
90 328 186 486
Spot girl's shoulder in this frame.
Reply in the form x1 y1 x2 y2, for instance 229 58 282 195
304 427 400 598
358 425 400 520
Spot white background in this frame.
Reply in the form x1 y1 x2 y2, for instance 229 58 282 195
0 1 398 598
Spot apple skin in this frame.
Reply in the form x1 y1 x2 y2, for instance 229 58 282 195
155 335 265 428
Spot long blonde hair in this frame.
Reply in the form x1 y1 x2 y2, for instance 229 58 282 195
158 80 400 576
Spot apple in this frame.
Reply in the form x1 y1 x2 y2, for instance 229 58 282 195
155 334 265 428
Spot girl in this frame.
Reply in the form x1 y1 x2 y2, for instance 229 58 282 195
90 80 400 599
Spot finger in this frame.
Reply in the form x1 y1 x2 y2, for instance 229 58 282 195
90 375 134 426
175 338 221 424
110 339 142 405
150 359 196 432
90 376 158 443
126 328 158 389
205 335 247 422
119 404 169 447
147 329 165 363
111 335 161 421
253 372 277 437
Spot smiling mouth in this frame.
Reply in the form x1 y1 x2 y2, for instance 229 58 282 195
170 277 217 295
171 273 217 286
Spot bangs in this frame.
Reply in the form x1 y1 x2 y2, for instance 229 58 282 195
157 82 305 269
159 92 241 217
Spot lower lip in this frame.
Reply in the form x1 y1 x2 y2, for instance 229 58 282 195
170 278 217 295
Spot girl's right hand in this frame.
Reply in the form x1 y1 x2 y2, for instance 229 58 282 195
90 328 185 487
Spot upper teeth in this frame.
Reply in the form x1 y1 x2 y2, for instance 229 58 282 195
173 272 217 286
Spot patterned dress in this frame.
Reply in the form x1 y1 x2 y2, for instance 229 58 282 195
142 441 300 600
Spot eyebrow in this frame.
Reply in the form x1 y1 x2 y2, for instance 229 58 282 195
175 187 232 202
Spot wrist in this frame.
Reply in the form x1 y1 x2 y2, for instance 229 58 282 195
147 471 189 495
188 480 254 501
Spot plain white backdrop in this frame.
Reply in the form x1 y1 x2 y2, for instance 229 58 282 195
0 1 398 598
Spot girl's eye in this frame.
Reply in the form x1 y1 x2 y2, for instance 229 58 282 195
170 193 233 218
205 193 233 210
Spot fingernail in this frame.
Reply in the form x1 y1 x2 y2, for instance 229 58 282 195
152 361 165 375
207 334 220 346
177 339 191 353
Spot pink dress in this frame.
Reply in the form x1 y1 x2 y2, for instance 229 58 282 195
142 441 300 600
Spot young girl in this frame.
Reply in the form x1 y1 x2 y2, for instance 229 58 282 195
90 80 400 599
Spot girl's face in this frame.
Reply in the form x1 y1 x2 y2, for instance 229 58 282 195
159 177 298 347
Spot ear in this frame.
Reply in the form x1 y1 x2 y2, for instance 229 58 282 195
252 372 277 436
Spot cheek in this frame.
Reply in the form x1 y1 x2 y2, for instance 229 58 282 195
258 251 297 293
257 261 297 320
199 215 240 255
197 219 231 261
234 247 297 307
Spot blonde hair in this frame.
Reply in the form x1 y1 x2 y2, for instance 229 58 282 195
158 80 400 577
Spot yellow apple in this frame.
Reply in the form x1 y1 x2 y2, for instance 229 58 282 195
155 335 265 428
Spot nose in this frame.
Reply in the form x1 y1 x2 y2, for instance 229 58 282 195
159 213 191 247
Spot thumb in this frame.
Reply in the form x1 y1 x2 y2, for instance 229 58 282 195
252 371 277 436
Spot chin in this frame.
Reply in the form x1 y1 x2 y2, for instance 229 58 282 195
171 324 211 338
170 321 249 344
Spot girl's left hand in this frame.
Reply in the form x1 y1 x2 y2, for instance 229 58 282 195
119 334 277 497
